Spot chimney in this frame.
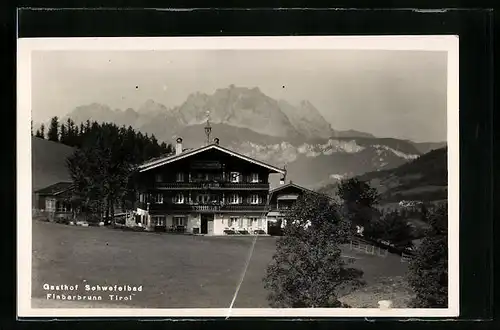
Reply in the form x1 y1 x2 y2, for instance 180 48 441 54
279 176 285 185
280 164 287 185
213 137 219 145
175 137 183 155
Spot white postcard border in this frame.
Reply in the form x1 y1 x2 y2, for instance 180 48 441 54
17 35 459 318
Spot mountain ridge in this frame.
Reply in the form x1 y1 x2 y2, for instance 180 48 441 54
61 85 370 141
317 147 447 204
52 85 439 188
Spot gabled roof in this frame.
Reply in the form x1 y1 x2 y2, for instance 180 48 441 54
34 181 73 196
268 181 333 201
269 181 318 196
138 143 286 174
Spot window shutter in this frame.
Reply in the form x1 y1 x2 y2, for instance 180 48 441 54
238 195 242 204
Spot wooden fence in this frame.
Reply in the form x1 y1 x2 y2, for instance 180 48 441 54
349 238 417 262
349 239 388 258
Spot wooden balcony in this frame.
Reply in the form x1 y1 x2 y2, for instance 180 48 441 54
154 182 269 190
138 202 269 213
268 206 292 212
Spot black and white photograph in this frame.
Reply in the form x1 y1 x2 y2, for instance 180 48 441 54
17 36 459 317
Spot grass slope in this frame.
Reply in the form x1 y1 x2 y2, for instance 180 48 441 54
32 221 410 308
32 137 75 192
318 147 447 204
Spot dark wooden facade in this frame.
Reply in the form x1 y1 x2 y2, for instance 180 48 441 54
134 144 285 235
33 182 74 222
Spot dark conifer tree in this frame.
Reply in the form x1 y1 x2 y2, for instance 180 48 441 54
39 124 45 139
47 116 59 142
59 124 67 144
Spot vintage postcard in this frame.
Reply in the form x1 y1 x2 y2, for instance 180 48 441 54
17 36 459 318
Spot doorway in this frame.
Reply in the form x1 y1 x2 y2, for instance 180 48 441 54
200 213 215 234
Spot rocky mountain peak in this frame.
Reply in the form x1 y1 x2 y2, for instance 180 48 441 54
138 99 169 114
175 85 297 137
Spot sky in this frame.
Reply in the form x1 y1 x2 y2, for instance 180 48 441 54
31 49 448 142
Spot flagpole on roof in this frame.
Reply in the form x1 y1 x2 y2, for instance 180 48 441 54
204 110 212 146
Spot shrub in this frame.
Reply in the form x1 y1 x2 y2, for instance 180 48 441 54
364 210 414 248
337 178 380 229
263 192 364 308
407 204 448 308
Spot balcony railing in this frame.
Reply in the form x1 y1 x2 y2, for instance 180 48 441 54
139 202 269 213
268 206 292 212
154 182 269 190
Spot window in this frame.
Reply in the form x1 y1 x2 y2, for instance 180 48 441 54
153 193 164 204
153 216 166 226
173 193 185 204
249 194 261 205
257 218 263 227
229 217 239 227
139 193 145 203
238 218 244 228
251 173 259 183
46 199 56 211
228 194 240 204
176 172 184 182
197 194 210 204
56 202 70 212
230 172 241 183
249 217 259 227
155 174 163 182
246 218 252 227
173 216 186 226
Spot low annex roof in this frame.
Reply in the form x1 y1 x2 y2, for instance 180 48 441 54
268 181 328 199
34 181 74 196
137 143 286 174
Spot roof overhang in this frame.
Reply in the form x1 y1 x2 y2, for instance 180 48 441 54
268 182 333 201
138 144 286 174
35 183 74 196
270 183 312 194
277 194 299 200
